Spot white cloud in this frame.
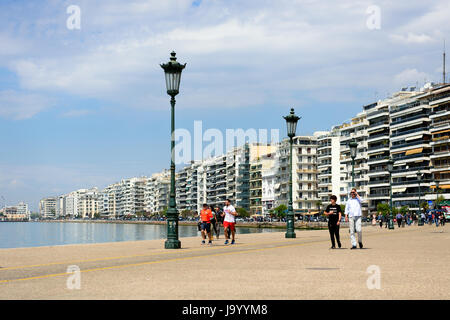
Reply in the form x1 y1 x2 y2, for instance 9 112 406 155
0 90 54 120
61 109 92 117
393 68 431 87
3 0 450 115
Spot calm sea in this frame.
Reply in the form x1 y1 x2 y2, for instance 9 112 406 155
0 222 282 249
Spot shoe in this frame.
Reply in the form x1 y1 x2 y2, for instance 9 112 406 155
330 246 336 249
208 240 212 245
201 240 205 245
359 242 363 249
224 240 229 245
338 242 342 248
351 246 357 250
231 240 235 245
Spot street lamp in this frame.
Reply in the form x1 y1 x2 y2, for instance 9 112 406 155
349 140 358 188
387 157 395 229
417 169 424 226
283 108 300 239
161 51 186 249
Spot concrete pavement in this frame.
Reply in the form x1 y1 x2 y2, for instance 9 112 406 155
0 223 449 299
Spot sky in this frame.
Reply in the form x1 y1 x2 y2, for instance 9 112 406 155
0 0 449 211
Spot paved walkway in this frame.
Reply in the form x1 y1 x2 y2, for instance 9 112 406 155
0 224 449 299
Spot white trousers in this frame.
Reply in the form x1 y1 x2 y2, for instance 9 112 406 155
349 216 362 247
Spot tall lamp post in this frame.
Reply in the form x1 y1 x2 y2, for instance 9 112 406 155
387 158 395 229
161 51 186 249
283 108 300 239
349 140 358 188
417 169 424 226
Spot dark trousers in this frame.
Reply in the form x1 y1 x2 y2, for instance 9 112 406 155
328 224 340 247
397 219 402 228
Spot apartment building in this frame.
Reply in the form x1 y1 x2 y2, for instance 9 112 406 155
101 177 147 218
39 197 57 218
338 112 369 214
317 130 341 207
427 84 450 203
144 170 170 215
78 188 101 218
389 89 432 210
366 99 391 212
275 136 319 212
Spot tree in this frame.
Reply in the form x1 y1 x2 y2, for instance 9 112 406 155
400 206 409 215
340 204 345 214
377 203 390 216
436 195 445 208
180 209 191 219
160 207 168 217
93 212 100 219
315 201 323 213
270 204 287 219
420 202 429 213
236 207 250 218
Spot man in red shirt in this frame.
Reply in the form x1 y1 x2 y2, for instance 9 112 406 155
199 203 213 245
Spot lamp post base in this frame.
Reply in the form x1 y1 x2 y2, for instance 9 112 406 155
285 231 296 239
388 219 395 230
165 239 181 249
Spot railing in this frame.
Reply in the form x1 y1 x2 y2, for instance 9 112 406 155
392 179 432 186
391 140 430 150
392 153 431 161
391 126 428 138
390 100 424 114
369 144 390 151
391 113 430 126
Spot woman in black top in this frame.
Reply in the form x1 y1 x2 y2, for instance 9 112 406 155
212 205 223 239
324 195 342 249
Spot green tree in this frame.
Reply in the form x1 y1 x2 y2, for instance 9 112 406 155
400 206 409 215
436 195 445 208
180 209 191 219
340 204 345 214
377 203 390 216
316 200 323 213
420 202 429 213
236 207 250 218
270 204 287 219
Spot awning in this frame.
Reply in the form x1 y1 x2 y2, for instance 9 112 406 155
432 129 450 135
405 148 423 156
431 184 450 189
392 187 407 192
405 134 423 141
274 183 281 189
391 150 404 155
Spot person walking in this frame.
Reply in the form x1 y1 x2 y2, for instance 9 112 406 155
378 213 384 228
213 205 223 239
222 199 237 245
344 188 363 249
199 203 213 245
324 195 342 249
208 204 218 239
396 212 402 228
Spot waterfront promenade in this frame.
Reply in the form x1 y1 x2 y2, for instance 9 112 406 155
0 224 448 300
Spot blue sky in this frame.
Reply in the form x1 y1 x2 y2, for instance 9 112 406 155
1 0 449 211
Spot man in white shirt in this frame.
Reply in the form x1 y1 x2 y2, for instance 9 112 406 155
222 199 237 245
345 188 363 249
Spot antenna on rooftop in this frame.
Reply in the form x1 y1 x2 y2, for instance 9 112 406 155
444 39 447 84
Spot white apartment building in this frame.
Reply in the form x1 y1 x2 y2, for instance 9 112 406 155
144 170 170 214
39 197 57 219
316 130 341 208
275 136 319 213
101 177 147 218
337 112 369 215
